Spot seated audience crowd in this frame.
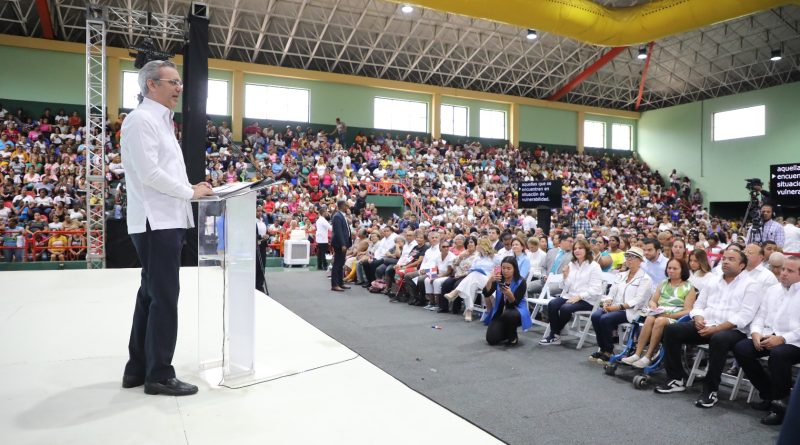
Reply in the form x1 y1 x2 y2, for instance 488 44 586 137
0 104 94 262
3 102 800 432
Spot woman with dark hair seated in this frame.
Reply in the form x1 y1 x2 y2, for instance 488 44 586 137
539 239 603 346
621 257 696 368
483 257 530 346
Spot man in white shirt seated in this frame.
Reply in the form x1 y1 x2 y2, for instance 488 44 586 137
403 230 441 306
742 243 779 291
528 235 573 298
641 237 668 290
783 217 800 254
423 240 457 310
494 232 514 263
362 225 396 283
733 256 800 425
655 249 760 409
522 210 537 233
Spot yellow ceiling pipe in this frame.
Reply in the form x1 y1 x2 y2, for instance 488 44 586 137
387 0 800 46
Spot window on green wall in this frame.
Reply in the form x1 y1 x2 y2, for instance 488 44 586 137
584 120 605 148
611 123 632 150
374 97 428 132
479 109 506 139
122 71 140 109
713 105 765 141
245 84 309 122
206 79 229 116
441 104 468 136
122 71 229 116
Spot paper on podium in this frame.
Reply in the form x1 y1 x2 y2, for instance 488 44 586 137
212 182 252 195
192 179 285 202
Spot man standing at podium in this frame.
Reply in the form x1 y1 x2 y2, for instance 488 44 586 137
331 200 352 292
120 60 213 396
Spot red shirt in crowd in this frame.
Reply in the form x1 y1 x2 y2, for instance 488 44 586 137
305 210 318 224
308 171 320 187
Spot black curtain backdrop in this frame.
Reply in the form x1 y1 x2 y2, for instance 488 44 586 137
106 218 139 268
537 208 552 236
181 12 210 266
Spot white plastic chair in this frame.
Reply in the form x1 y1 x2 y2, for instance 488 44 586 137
687 344 758 401
526 273 563 331
564 271 617 349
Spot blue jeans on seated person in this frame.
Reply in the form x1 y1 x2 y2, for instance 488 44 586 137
591 309 629 353
4 247 24 262
547 297 593 336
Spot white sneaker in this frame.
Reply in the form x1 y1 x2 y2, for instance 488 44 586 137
538 335 561 345
425 305 437 311
621 354 640 365
423 304 433 310
654 379 686 394
632 356 652 368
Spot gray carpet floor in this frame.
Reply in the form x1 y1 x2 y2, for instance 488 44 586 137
266 268 779 445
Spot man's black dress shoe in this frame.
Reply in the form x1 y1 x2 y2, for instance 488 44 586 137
122 375 145 388
761 400 787 425
749 399 773 411
761 410 785 426
144 378 199 396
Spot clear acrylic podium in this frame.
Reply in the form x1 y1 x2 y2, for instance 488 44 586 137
194 182 271 385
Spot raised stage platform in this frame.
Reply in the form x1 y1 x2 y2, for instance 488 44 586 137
0 268 500 445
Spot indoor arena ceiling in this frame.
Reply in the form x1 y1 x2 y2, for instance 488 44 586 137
1 0 799 111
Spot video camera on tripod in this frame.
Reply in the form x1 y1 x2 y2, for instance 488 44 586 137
743 178 765 244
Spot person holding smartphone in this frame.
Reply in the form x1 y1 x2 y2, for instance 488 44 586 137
483 257 530 346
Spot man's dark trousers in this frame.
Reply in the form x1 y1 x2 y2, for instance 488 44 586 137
332 248 345 288
126 225 185 383
662 322 745 393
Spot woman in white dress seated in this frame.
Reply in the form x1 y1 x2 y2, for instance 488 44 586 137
444 238 496 322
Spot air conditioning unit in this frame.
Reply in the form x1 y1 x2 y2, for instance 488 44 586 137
283 240 310 266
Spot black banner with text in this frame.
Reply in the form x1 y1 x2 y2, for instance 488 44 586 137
518 180 562 209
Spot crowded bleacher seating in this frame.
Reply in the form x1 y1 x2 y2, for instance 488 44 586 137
3 98 800 429
1 104 94 262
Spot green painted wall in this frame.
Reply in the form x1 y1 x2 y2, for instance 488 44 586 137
0 45 85 104
440 96 508 139
243 73 431 129
519 106 577 146
366 195 405 220
585 114 638 150
638 82 800 204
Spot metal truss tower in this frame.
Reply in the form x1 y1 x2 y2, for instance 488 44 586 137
81 3 187 269
85 5 108 269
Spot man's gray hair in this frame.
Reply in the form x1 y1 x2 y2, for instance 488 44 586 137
138 60 177 101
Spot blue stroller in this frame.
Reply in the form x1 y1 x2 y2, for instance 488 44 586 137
604 315 692 389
